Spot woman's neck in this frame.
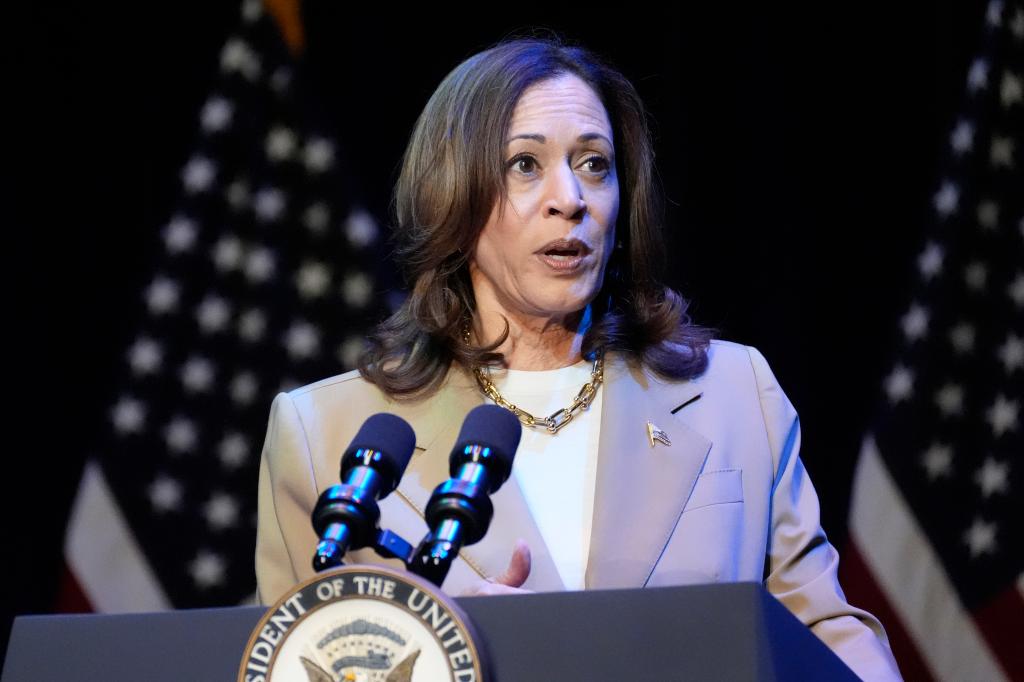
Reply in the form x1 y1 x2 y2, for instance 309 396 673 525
472 306 590 371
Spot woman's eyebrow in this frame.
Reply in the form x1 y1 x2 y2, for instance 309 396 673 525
506 132 613 146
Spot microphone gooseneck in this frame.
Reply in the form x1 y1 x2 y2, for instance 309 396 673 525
311 413 416 572
411 404 522 586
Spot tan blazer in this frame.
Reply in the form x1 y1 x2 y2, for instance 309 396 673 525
256 339 902 680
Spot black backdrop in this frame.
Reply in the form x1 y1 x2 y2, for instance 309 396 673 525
8 1 982 657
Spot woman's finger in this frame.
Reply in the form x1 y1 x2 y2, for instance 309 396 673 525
492 538 531 587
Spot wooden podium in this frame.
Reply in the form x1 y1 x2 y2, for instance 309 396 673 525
2 582 858 681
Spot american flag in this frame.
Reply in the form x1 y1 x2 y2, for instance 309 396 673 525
841 1 1023 680
61 0 391 611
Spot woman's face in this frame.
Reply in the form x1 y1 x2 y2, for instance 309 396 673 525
469 73 619 325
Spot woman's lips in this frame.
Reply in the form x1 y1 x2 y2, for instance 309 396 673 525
538 251 587 272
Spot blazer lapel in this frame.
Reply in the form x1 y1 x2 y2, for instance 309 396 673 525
585 352 712 589
393 363 564 592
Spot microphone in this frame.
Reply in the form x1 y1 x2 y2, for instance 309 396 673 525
410 404 522 586
311 413 416 572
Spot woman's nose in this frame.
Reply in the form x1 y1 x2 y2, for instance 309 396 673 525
544 162 587 220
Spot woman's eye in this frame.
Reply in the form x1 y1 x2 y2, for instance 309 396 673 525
582 156 611 174
508 155 537 175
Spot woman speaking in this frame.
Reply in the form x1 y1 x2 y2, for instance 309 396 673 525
255 35 903 680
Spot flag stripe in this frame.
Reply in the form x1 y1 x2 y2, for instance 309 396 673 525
55 563 93 614
849 436 1007 682
65 461 171 612
972 582 1024 680
839 541 935 682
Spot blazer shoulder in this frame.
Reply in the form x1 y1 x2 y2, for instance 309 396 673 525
704 339 786 390
699 338 763 389
289 367 366 396
286 368 393 416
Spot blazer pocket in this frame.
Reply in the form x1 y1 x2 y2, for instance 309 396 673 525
682 468 743 512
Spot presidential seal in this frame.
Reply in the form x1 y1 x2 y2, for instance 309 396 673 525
239 565 487 682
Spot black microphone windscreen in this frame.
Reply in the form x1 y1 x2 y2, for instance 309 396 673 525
453 404 522 472
343 412 417 481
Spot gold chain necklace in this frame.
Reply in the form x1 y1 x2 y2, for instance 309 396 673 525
463 322 604 434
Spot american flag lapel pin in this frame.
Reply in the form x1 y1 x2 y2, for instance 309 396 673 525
647 420 671 447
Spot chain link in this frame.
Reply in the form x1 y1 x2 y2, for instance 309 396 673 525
466 323 604 434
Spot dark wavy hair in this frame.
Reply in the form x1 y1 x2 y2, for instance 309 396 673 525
358 32 716 399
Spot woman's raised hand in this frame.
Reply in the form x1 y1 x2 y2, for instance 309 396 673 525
459 539 533 596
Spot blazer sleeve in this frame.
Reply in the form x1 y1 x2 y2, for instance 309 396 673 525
255 391 322 605
747 346 903 681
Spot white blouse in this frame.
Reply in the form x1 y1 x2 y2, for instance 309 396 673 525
484 358 603 590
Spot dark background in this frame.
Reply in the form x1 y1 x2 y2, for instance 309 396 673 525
9 1 982 657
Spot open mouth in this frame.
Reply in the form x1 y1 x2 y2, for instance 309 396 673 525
544 247 582 260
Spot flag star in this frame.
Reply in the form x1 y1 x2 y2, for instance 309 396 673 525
1002 71 1022 107
934 383 964 416
917 241 944 279
128 337 163 375
987 0 1004 26
964 261 988 290
986 395 1019 437
265 126 298 162
181 155 216 193
998 333 1024 372
238 309 267 342
245 247 276 283
200 95 234 133
145 276 180 315
253 187 286 222
303 202 331 234
296 262 332 299
196 295 231 333
226 179 250 210
963 517 998 558
921 443 954 480
968 59 989 91
303 137 335 173
1012 7 1024 39
949 322 976 354
975 457 1010 498
339 336 366 369
342 271 373 308
284 321 320 359
189 550 226 589
346 208 379 248
212 235 244 272
219 432 250 468
220 37 261 81
884 364 914 404
950 120 974 154
149 475 183 513
1009 272 1024 307
990 136 1015 168
241 0 263 22
180 356 215 393
163 215 198 253
165 416 198 454
901 303 929 341
230 372 259 405
976 200 999 230
111 397 146 435
204 493 240 530
933 181 959 217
